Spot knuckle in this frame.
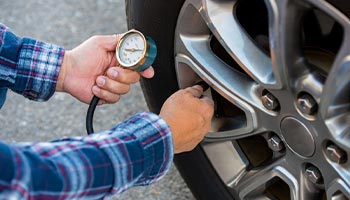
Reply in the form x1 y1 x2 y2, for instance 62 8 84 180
117 74 128 84
126 85 131 92
108 95 120 103
196 116 206 128
120 85 130 94
90 35 101 43
133 74 141 83
98 89 107 99
183 90 195 98
119 76 127 83
198 113 211 127
90 35 97 41
201 101 214 114
129 74 140 84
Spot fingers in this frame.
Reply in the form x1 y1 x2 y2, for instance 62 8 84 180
185 85 204 98
106 66 154 82
92 86 121 104
186 85 214 124
93 73 131 103
183 85 214 122
140 67 155 79
160 84 214 154
106 67 141 84
92 67 141 104
96 76 131 95
94 66 154 98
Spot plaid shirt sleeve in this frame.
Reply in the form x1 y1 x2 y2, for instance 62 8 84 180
0 112 174 199
0 23 174 199
0 23 63 101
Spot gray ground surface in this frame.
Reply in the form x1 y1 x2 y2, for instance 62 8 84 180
0 0 194 199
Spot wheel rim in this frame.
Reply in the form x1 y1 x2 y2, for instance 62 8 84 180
174 0 350 199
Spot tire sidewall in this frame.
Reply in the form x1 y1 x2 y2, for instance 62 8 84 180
125 0 235 199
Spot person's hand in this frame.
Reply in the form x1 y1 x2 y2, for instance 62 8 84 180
159 85 214 154
56 35 155 104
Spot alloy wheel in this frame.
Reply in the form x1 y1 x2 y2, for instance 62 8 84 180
174 0 350 199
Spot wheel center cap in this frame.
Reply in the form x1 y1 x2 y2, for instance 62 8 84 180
280 117 315 157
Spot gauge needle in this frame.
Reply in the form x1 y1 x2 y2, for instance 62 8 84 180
125 48 143 52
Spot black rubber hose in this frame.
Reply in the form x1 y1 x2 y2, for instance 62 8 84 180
86 95 100 135
86 81 208 135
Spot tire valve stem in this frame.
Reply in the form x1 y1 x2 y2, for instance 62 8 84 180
195 81 210 92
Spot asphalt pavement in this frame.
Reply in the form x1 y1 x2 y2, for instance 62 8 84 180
0 0 195 199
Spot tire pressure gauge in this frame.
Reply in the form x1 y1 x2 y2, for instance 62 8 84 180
86 30 157 134
116 29 157 71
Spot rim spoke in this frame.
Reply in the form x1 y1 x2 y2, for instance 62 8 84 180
205 117 266 142
200 0 275 86
265 0 309 90
307 0 350 150
174 0 283 141
320 41 350 145
175 53 273 141
234 158 299 200
174 53 260 111
201 141 249 185
320 56 350 116
205 103 283 141
175 0 350 198
305 0 350 23
326 179 350 199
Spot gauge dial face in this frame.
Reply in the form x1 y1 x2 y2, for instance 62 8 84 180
117 32 146 67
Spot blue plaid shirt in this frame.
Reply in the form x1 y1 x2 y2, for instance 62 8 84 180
0 23 174 199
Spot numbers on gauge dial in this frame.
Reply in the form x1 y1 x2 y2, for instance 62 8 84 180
119 33 145 66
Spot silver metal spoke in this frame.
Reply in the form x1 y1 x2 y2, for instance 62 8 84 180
174 0 350 198
305 0 350 24
175 53 269 141
321 56 350 146
175 0 263 112
202 0 275 87
306 0 350 123
303 0 350 159
174 0 291 142
201 141 249 186
265 0 309 90
234 158 299 200
326 179 350 200
175 48 259 111
205 117 266 141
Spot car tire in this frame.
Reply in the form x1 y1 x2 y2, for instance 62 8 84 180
125 0 234 199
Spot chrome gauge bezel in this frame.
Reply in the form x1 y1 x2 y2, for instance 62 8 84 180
116 29 148 69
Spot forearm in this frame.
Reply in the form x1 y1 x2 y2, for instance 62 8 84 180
0 112 173 199
0 23 64 101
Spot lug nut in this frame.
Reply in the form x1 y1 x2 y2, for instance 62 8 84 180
297 93 318 115
261 92 279 111
326 144 347 164
267 136 284 152
305 166 323 184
